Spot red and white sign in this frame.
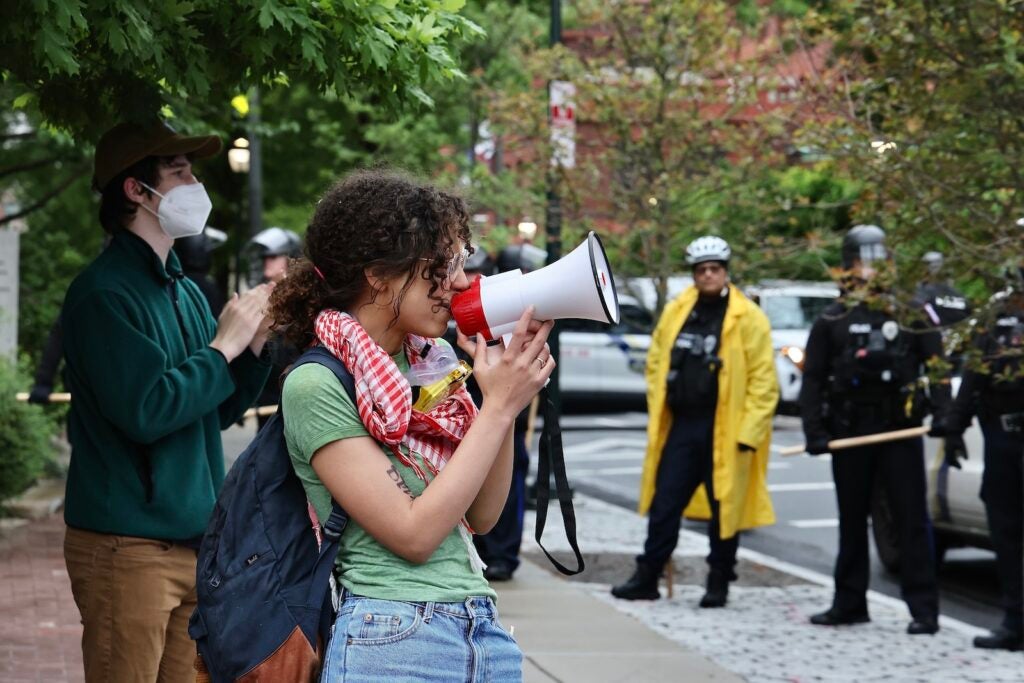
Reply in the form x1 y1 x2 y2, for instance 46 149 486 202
549 80 576 169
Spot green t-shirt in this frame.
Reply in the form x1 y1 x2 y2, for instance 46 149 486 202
282 351 496 603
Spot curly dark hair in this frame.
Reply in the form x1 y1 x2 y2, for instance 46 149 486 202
270 168 472 349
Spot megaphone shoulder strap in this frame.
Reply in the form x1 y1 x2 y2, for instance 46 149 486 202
534 389 585 576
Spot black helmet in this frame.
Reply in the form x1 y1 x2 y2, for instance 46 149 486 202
841 224 887 269
247 227 303 258
496 244 547 273
464 245 495 276
921 251 944 276
175 227 227 273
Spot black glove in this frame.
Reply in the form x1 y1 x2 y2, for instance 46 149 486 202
27 383 52 405
806 434 831 456
943 433 968 469
928 414 950 438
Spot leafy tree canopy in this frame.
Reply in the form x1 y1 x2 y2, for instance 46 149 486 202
0 0 482 136
797 0 1024 300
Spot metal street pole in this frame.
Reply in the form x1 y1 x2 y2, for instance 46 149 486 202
247 88 264 239
545 0 563 413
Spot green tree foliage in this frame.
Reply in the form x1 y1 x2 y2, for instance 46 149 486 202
0 358 56 502
795 0 1024 300
490 0 818 314
0 0 481 136
2 0 484 366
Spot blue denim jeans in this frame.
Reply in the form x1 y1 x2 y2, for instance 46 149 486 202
321 592 522 682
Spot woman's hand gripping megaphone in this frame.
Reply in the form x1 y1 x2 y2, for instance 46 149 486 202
455 306 555 421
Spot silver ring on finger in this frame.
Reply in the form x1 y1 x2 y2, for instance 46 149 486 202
534 356 547 367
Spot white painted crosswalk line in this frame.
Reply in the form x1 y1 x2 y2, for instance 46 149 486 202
564 450 646 463
573 465 644 476
767 482 834 492
789 518 839 528
563 437 647 458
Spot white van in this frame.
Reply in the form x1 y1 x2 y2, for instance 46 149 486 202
744 280 840 413
558 294 654 409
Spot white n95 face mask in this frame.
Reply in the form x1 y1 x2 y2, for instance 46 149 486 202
139 181 213 239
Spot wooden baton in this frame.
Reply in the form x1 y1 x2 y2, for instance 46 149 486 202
15 392 71 402
779 425 931 457
17 391 278 422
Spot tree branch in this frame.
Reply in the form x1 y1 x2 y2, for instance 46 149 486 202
0 164 90 227
0 156 66 179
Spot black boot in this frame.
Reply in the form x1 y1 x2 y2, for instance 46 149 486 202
973 627 1023 651
699 570 730 608
611 560 661 600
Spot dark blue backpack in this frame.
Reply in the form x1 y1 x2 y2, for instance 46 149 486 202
189 346 353 682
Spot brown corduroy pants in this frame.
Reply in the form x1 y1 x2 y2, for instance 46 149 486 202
64 526 198 683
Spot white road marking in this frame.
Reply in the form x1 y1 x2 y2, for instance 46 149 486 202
574 466 644 476
766 482 834 492
563 437 648 457
789 518 839 528
564 450 646 463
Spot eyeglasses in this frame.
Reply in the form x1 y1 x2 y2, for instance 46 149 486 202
420 247 470 283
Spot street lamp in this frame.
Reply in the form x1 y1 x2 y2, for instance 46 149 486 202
228 137 251 173
518 219 538 241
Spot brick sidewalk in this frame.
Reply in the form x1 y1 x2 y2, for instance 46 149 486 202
0 514 83 683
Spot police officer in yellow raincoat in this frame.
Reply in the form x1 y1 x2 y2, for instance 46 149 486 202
612 236 778 606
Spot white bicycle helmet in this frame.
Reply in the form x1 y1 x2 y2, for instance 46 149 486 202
685 236 731 266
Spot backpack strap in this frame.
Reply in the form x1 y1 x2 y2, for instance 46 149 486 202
287 346 358 540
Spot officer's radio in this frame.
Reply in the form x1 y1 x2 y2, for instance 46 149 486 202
666 309 723 412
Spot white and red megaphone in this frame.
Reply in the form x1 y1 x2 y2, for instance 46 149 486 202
451 231 620 340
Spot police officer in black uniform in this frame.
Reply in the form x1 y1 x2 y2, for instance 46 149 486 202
799 224 949 635
246 227 304 428
943 282 1024 651
175 226 229 317
915 251 971 329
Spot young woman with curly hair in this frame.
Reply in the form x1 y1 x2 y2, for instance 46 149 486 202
270 169 553 681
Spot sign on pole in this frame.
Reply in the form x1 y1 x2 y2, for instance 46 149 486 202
549 80 576 169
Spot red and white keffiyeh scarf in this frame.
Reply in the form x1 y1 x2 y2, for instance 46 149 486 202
313 309 479 484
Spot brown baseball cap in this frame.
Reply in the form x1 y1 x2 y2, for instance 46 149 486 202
93 120 222 192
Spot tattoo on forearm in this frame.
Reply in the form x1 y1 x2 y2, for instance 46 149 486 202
386 465 413 497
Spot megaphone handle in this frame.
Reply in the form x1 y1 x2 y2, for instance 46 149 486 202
534 388 585 576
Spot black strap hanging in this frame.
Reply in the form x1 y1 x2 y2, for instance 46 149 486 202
533 387 585 575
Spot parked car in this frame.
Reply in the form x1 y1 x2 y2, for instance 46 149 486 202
871 378 990 572
558 294 654 409
744 280 840 414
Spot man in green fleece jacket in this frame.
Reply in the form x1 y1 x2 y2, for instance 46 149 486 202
61 121 273 683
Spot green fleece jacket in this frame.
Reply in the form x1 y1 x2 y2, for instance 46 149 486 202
61 230 271 540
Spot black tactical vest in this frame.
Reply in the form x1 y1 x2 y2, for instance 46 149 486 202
830 308 917 397
666 295 727 412
985 313 1024 397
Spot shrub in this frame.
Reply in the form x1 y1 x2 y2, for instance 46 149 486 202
0 357 57 502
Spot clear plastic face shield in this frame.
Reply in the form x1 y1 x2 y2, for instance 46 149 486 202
855 243 888 279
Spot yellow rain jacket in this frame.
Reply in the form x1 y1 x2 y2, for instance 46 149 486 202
638 286 778 538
